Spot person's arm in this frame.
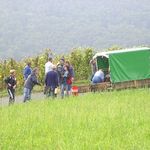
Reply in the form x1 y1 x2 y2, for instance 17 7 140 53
68 67 74 77
90 74 94 81
4 77 11 87
13 79 17 89
32 76 41 85
29 68 32 75
23 67 27 78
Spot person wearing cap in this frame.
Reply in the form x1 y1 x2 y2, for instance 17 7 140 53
23 67 41 102
45 65 59 98
23 62 32 80
45 57 54 74
4 69 17 105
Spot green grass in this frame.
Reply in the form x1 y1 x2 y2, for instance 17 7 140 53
0 89 150 150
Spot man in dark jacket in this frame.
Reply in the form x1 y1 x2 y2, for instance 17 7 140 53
5 69 17 105
45 65 58 98
23 67 40 102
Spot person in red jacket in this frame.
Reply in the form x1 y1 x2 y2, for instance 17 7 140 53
65 61 75 95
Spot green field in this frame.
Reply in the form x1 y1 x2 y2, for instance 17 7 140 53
0 89 150 150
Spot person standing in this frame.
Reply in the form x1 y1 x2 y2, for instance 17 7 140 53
23 68 40 102
90 59 97 81
90 59 97 75
60 65 70 98
65 61 74 94
44 57 54 94
57 58 65 85
45 57 53 74
4 69 17 105
45 65 59 98
23 62 32 80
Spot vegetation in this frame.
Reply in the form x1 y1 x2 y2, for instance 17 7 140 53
0 89 150 149
0 48 93 91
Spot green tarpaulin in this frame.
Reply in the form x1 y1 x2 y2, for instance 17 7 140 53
109 49 150 83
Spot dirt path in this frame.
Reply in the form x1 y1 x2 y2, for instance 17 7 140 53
0 92 46 106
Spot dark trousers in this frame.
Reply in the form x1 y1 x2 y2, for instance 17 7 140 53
7 88 15 105
44 85 49 95
47 86 56 98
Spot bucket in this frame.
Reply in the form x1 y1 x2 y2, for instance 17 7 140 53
71 86 79 96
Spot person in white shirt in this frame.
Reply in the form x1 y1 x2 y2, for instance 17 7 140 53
44 57 54 94
45 57 53 74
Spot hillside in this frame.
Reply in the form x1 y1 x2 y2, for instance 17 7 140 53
0 0 150 59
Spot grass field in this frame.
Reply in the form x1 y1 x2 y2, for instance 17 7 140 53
0 89 150 150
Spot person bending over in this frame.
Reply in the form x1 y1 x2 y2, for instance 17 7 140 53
92 69 104 84
23 68 41 102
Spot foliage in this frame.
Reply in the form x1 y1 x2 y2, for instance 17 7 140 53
0 48 94 90
107 45 123 51
69 48 93 80
0 89 150 149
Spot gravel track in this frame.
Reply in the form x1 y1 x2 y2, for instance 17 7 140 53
0 92 45 106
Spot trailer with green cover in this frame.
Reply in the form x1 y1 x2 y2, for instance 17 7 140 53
92 47 150 89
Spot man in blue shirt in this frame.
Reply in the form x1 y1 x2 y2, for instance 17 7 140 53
23 62 32 80
92 69 104 84
24 68 40 102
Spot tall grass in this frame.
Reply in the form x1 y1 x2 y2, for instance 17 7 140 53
0 89 150 149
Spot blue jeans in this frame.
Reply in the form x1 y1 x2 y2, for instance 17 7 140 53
23 88 31 102
61 84 69 98
68 84 72 91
